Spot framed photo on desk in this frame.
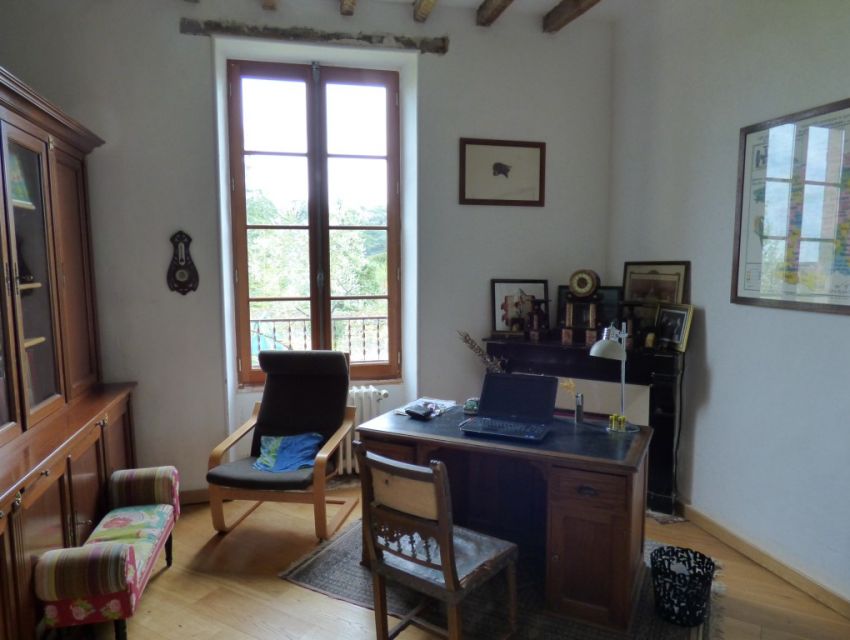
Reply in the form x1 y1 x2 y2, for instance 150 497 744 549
656 303 693 352
491 279 548 334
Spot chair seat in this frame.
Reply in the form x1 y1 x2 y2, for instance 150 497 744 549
87 505 174 579
207 457 315 490
381 525 517 595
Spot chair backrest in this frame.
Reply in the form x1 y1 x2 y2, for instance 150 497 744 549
251 350 350 457
354 443 460 591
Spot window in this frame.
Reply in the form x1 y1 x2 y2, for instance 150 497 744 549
228 60 401 383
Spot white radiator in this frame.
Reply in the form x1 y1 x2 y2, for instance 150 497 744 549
339 385 389 475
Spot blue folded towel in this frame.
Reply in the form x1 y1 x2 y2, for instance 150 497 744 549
253 433 324 472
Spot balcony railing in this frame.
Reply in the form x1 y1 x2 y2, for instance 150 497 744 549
250 316 388 366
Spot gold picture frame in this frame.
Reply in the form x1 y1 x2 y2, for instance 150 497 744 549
656 303 693 352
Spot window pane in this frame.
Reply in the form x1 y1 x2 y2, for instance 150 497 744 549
247 229 310 298
328 158 387 226
329 229 387 297
326 84 387 156
766 124 795 180
799 239 833 266
249 301 311 367
764 181 790 236
801 185 839 239
805 127 829 183
801 184 825 238
242 78 307 153
331 298 388 363
245 155 308 226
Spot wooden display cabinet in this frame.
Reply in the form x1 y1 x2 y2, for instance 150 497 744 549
0 66 137 639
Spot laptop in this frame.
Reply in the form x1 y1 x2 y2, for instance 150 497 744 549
459 373 558 442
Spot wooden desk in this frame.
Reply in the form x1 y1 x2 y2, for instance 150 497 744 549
356 407 652 630
486 338 684 514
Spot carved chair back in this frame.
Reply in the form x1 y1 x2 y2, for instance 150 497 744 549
355 444 460 591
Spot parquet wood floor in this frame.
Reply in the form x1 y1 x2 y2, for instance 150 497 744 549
85 485 848 639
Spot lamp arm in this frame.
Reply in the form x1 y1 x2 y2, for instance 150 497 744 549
620 358 626 417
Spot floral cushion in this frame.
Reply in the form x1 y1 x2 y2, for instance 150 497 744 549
35 504 175 629
88 504 174 578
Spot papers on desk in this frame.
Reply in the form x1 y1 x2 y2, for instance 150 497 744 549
394 397 456 417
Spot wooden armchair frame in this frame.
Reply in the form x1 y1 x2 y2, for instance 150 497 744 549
208 402 358 540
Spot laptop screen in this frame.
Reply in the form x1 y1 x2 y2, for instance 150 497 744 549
477 373 558 423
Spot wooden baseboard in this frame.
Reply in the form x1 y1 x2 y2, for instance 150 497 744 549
679 502 850 621
180 488 210 505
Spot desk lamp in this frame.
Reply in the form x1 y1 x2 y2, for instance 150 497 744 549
589 323 635 432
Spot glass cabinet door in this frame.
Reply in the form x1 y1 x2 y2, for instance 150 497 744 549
2 124 64 425
0 242 18 441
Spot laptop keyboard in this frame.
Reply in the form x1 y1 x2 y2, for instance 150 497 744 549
471 418 549 441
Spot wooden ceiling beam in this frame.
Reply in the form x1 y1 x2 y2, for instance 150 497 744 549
413 0 438 23
261 0 277 10
543 0 602 33
340 0 357 16
476 0 514 26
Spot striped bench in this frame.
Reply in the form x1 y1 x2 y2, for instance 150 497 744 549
34 466 180 640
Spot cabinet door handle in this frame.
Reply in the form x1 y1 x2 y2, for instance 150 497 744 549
577 484 598 497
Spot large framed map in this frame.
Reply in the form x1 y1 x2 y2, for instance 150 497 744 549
732 97 850 314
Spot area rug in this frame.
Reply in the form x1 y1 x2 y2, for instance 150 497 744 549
282 522 717 639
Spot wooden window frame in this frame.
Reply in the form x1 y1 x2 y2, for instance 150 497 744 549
228 60 401 385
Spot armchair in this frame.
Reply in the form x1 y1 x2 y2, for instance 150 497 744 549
207 350 358 540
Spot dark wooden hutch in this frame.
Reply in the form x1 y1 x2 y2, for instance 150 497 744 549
486 338 684 514
0 67 135 639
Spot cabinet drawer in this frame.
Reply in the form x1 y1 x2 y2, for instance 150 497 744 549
20 454 67 509
550 468 626 512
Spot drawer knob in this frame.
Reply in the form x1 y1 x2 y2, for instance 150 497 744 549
577 484 598 497
41 469 51 477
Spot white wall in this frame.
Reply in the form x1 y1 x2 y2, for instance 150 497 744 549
609 0 850 600
0 0 613 488
415 8 613 403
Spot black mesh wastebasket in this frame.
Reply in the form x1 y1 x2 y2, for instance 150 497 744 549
650 545 715 626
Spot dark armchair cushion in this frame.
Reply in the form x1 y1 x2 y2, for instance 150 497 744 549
250 351 349 457
207 457 315 491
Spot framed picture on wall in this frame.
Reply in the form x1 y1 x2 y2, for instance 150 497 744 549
623 261 690 304
491 279 548 335
460 138 546 206
732 97 850 315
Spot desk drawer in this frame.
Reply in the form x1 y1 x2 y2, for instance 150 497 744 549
362 439 416 464
550 468 626 512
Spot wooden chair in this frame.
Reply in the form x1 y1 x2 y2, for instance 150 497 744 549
207 351 358 540
355 442 518 640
